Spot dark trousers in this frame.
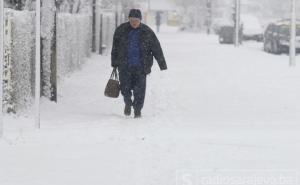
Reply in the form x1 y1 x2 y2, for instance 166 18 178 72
119 67 146 112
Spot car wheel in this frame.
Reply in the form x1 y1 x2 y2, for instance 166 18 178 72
264 42 268 52
264 41 271 53
272 41 281 54
219 37 224 44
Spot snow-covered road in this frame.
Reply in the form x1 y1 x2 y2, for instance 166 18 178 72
1 27 300 185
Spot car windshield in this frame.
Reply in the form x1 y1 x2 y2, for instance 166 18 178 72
278 25 300 36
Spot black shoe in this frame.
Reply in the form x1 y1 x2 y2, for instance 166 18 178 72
134 110 141 118
124 105 131 116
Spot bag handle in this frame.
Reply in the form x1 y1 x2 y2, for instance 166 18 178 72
110 68 119 80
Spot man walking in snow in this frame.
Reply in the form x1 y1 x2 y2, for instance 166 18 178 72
111 9 167 118
155 11 162 33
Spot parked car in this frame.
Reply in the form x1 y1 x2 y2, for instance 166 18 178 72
167 11 181 26
264 19 300 54
218 26 242 44
240 14 264 42
219 26 234 44
211 18 232 34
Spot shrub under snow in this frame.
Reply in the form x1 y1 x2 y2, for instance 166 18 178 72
4 9 35 112
57 13 92 78
3 9 93 113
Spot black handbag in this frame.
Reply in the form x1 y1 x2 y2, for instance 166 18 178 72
104 68 120 98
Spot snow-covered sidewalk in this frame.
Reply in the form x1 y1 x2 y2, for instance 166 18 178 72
1 28 300 185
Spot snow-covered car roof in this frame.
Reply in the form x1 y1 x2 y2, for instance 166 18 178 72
240 14 263 35
274 19 300 26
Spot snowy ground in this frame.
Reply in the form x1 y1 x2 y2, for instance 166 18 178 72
1 26 300 185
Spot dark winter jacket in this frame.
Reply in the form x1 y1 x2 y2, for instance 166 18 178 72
111 22 167 74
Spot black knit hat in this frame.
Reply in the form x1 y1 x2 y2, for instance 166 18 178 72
129 9 142 20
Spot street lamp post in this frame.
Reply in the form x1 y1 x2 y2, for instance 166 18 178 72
35 0 41 129
206 0 212 34
290 0 296 67
234 0 240 47
92 0 96 52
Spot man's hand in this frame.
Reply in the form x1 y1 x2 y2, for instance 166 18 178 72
160 66 167 71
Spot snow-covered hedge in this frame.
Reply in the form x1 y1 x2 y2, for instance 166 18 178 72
4 9 35 112
57 13 92 77
3 10 93 113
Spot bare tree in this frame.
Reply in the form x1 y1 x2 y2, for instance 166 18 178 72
24 0 34 10
4 0 26 10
